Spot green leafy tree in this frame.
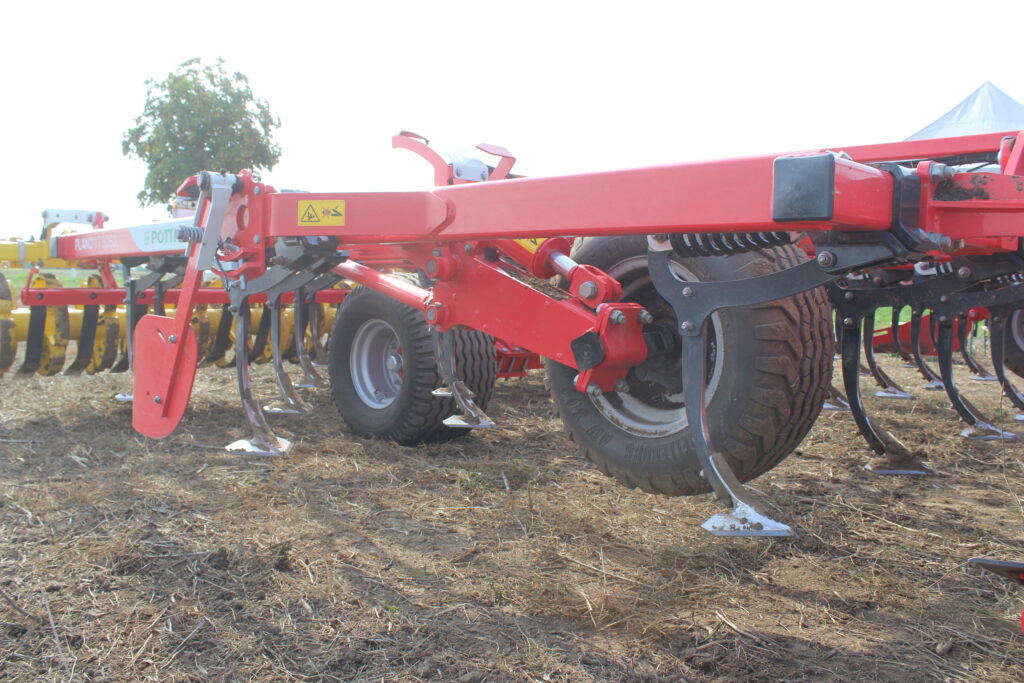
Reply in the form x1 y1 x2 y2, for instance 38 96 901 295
122 58 281 207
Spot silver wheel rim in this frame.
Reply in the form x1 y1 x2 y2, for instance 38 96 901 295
350 319 403 409
588 255 724 438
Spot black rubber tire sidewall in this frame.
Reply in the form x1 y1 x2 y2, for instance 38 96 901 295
1004 307 1024 379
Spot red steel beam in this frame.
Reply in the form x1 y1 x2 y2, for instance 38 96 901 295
269 154 896 242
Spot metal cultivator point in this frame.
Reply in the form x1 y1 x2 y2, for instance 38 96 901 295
4 129 1024 539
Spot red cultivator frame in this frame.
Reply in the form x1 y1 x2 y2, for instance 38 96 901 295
10 129 1024 539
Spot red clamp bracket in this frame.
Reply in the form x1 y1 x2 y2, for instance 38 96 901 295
573 303 648 393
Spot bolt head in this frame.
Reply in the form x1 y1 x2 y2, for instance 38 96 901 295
578 281 598 299
682 286 695 297
168 335 177 344
680 320 695 333
464 244 473 254
614 380 630 394
609 310 626 325
587 383 602 398
843 317 855 327
844 291 854 301
816 250 837 267
153 395 162 404
939 295 949 303
638 310 654 324
957 266 972 280
385 354 403 372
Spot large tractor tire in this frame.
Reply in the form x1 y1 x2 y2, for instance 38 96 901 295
546 235 833 497
1004 307 1024 379
328 286 496 445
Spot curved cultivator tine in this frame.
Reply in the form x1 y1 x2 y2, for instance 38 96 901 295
291 288 326 389
957 313 997 381
910 306 944 391
934 317 1014 440
839 313 934 475
862 310 914 400
263 294 312 415
226 301 291 456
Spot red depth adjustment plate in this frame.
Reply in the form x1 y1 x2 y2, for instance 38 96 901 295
132 315 199 438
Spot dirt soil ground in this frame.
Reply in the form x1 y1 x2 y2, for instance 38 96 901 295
1 352 1023 682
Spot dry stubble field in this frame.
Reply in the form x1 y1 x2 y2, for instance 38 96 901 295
1 352 1023 682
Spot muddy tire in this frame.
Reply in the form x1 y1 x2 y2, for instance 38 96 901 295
546 235 833 497
1004 307 1024 379
328 286 496 445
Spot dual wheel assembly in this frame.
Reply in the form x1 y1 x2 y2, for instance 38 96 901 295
327 236 834 497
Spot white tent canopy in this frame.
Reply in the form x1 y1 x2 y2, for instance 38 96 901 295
907 82 1024 140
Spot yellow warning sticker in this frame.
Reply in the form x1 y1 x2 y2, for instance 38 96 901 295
514 238 542 253
298 200 346 227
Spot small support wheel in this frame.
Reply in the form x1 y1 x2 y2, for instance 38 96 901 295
328 286 496 445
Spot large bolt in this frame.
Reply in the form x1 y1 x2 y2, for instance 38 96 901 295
844 291 854 301
928 163 955 183
425 259 437 276
609 310 626 325
385 354 403 372
682 286 695 297
816 251 837 267
168 335 177 344
153 395 162 404
957 266 972 280
587 383 602 397
638 310 654 324
614 379 630 394
843 317 855 327
680 320 695 333
425 307 438 323
579 281 598 299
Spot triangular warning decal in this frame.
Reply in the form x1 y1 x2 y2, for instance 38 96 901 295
297 199 345 226
300 203 320 223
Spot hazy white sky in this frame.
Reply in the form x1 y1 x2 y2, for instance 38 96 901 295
1 0 1021 239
